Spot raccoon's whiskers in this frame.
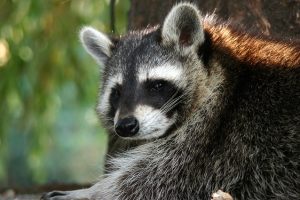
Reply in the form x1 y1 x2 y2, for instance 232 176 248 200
145 92 180 125
159 91 180 112
104 117 114 122
146 94 184 131
160 93 185 114
106 124 115 130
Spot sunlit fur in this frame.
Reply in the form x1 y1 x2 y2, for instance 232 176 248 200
204 19 300 68
42 3 300 200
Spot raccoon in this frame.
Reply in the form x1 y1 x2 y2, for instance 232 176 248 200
42 3 300 200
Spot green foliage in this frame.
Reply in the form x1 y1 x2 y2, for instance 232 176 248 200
0 0 129 187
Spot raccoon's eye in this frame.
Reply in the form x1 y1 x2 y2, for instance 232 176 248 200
111 88 120 99
149 80 165 92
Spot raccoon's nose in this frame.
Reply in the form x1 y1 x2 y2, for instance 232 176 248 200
115 116 139 137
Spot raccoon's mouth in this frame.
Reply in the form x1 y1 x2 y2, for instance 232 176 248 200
124 128 171 140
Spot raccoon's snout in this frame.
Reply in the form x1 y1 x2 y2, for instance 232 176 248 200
115 116 139 137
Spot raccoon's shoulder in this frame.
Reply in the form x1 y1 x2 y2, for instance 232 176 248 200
203 16 300 68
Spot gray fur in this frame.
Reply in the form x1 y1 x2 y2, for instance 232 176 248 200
42 3 300 200
162 3 205 55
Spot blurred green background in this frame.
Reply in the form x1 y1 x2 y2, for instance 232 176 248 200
0 0 129 188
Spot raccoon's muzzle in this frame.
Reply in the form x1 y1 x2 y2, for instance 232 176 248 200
115 116 139 137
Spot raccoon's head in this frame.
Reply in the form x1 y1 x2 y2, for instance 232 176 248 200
80 4 214 140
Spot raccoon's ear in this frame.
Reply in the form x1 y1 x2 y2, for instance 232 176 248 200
80 26 114 68
161 3 204 54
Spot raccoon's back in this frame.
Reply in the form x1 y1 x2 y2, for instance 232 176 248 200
230 66 300 132
216 66 300 199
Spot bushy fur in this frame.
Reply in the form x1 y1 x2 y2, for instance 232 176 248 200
42 3 300 200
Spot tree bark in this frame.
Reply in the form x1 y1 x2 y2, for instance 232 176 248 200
106 0 300 159
129 0 300 38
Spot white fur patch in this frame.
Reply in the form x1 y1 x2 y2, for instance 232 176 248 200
113 109 120 125
133 105 176 139
97 74 122 116
138 64 186 87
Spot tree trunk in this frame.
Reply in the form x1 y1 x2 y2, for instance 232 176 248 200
106 0 300 160
129 0 300 38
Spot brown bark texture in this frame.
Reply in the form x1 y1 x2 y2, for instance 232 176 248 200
129 0 300 38
106 0 300 159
